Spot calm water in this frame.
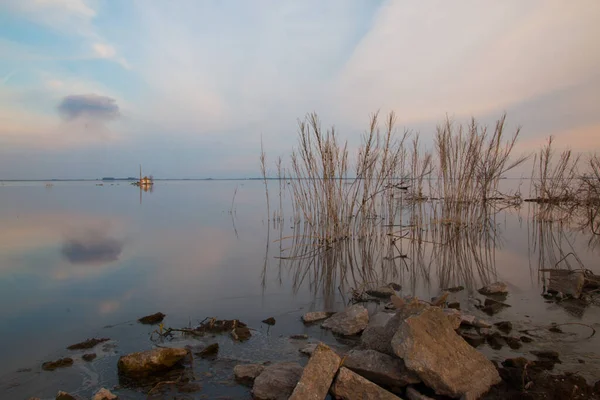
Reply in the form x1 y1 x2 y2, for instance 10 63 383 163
0 180 599 399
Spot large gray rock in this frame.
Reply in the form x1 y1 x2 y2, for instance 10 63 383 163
343 349 420 390
478 281 508 295
252 362 303 400
302 311 333 323
391 307 500 399
331 367 401 400
321 304 369 336
234 364 265 386
289 343 340 400
117 347 188 379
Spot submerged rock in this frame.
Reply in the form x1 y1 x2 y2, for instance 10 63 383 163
42 358 74 371
478 281 508 296
82 353 97 362
197 343 219 358
117 347 189 379
289 343 340 400
67 338 110 350
494 321 513 333
231 325 252 341
391 307 500 399
138 312 166 325
234 364 265 386
56 392 78 400
92 388 117 400
262 317 276 326
252 362 303 400
321 304 369 336
343 349 420 389
302 311 333 323
331 367 401 400
481 298 511 315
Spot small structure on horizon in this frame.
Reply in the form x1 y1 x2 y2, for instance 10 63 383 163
132 165 154 188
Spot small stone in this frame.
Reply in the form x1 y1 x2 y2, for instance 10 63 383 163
289 343 340 400
481 298 511 316
289 334 308 340
531 350 560 362
447 302 460 310
233 364 265 386
42 358 74 371
503 336 522 350
520 335 534 343
117 347 189 379
478 282 508 296
321 304 369 336
82 353 97 362
252 362 303 400
494 321 513 334
197 343 219 358
302 311 333 323
486 332 504 350
331 367 401 400
67 338 110 350
262 317 276 326
138 312 166 324
92 388 117 400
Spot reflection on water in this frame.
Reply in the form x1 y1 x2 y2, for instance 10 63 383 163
0 180 598 398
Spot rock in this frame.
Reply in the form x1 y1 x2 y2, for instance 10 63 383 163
117 347 189 379
262 317 276 325
547 270 585 299
92 388 117 400
231 325 251 341
366 286 396 298
486 332 504 350
252 362 303 400
343 349 420 389
82 353 97 362
331 367 401 400
520 335 534 343
447 302 460 310
289 343 340 400
197 343 219 358
459 313 492 329
67 338 110 350
42 358 74 371
431 291 449 307
442 308 462 330
391 307 500 399
234 364 265 386
443 285 465 293
478 281 508 296
300 343 318 356
531 350 561 362
503 335 522 350
460 332 485 348
388 282 402 291
56 392 78 400
290 334 308 340
138 312 166 324
494 321 513 333
302 311 333 323
321 304 369 336
406 386 435 400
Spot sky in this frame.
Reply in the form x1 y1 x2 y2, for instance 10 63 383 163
0 0 599 179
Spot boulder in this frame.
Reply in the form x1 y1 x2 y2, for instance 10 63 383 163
431 292 449 307
92 388 117 400
406 386 436 400
331 367 401 400
478 282 508 296
343 349 420 389
252 362 303 400
547 270 585 299
117 347 188 379
321 304 369 336
300 343 318 356
442 309 461 330
391 307 501 399
302 311 333 323
234 364 265 386
289 343 340 400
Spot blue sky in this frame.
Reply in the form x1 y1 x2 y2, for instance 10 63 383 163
1 0 599 179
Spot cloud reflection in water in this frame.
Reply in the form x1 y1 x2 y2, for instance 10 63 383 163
61 230 124 265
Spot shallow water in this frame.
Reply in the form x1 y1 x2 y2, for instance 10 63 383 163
0 180 598 399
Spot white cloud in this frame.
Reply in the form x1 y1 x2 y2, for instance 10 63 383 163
92 43 116 58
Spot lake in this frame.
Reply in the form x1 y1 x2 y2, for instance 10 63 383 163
1 180 599 399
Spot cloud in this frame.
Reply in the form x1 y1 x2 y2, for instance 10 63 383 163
57 94 121 121
92 43 116 58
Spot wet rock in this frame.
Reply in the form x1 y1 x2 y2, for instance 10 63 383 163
443 285 465 293
343 349 420 389
478 281 508 296
82 353 97 362
321 304 369 336
366 285 397 298
447 302 460 310
92 388 117 400
388 282 402 291
234 364 265 386
494 321 512 333
262 317 276 325
459 313 492 329
391 307 500 399
56 392 78 400
547 270 585 299
503 335 522 350
481 298 511 315
197 343 219 358
231 325 251 341
67 338 110 350
531 350 561 362
460 332 485 348
289 343 340 400
138 312 166 325
442 308 462 330
289 334 308 340
42 358 74 371
331 367 401 400
117 347 189 379
299 343 317 356
431 291 449 307
252 362 303 400
177 382 202 393
486 331 504 350
405 386 435 400
302 311 333 323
